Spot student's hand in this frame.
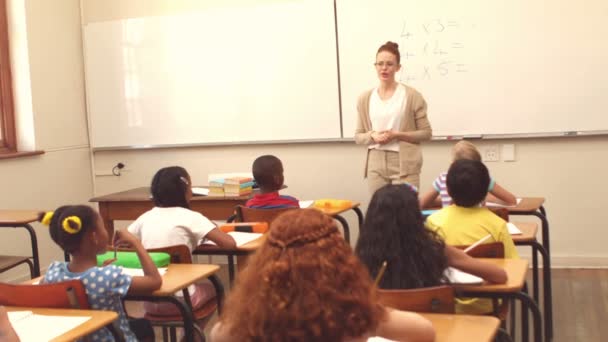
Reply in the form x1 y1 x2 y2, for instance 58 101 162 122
113 230 141 249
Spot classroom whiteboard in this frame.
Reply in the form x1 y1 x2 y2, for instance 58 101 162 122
338 0 608 137
84 0 341 148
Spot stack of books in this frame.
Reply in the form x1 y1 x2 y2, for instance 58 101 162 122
224 177 254 196
208 179 226 196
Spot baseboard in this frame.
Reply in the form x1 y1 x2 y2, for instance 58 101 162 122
547 255 608 268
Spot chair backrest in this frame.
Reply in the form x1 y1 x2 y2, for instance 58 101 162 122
488 207 509 221
455 241 505 258
377 285 455 313
234 205 295 224
0 280 89 309
146 244 192 264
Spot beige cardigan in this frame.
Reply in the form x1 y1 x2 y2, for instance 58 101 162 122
354 84 432 177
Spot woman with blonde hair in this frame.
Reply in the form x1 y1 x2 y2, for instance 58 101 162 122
210 209 434 342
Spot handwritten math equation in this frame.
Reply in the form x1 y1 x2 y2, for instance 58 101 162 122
397 18 470 82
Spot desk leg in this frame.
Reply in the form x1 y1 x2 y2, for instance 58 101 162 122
98 202 115 237
128 295 197 342
333 215 350 243
208 274 225 314
23 224 40 277
227 255 235 287
353 207 364 229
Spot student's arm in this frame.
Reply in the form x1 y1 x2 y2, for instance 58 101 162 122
487 182 517 205
376 308 435 342
444 245 507 284
114 230 162 293
419 189 440 209
205 228 237 249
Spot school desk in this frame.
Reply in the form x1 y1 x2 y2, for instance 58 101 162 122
420 313 500 342
0 210 41 277
507 198 553 340
313 201 364 243
6 306 118 342
90 187 252 236
194 234 266 286
453 258 542 342
125 263 222 342
27 264 222 342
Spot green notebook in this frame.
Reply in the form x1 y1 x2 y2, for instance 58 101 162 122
96 251 170 268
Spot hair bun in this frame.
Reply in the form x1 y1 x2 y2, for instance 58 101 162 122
62 216 83 234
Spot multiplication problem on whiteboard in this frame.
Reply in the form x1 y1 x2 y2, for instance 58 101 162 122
397 18 472 82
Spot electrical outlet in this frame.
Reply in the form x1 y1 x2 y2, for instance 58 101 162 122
482 145 500 162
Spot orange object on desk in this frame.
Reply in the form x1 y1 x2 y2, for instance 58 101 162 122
219 222 269 233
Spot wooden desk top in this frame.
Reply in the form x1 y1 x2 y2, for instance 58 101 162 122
453 258 528 293
511 222 538 243
90 187 251 203
508 197 545 213
27 264 220 297
144 263 219 297
195 235 266 254
313 202 361 216
0 210 42 225
6 306 118 342
420 313 500 342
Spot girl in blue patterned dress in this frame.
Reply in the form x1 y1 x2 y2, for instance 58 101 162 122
39 205 162 341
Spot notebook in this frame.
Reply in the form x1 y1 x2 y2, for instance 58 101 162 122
507 222 522 235
8 311 91 342
298 200 314 208
192 187 209 196
121 267 168 278
201 231 263 247
486 198 522 208
444 267 484 284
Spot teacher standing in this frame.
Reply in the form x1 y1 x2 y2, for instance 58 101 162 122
355 41 432 194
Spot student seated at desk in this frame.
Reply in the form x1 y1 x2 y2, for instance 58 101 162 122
245 155 299 209
419 140 516 208
356 184 507 289
128 166 235 318
39 206 162 342
0 306 19 342
425 160 518 314
211 209 434 342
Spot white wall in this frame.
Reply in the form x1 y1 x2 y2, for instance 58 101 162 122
92 136 608 267
0 0 92 281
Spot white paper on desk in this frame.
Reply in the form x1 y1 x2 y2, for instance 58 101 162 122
507 222 522 235
202 231 262 247
192 187 209 196
444 267 484 285
9 310 91 342
121 267 167 277
299 200 314 208
486 198 522 208
367 337 397 342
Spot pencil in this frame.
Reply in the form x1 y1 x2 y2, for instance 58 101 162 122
463 234 492 254
374 261 388 287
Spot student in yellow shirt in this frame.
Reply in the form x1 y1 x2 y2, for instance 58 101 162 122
426 159 518 314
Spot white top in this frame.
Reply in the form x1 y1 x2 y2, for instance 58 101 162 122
368 84 407 152
127 207 216 252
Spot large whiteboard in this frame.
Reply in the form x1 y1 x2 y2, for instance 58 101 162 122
339 0 608 137
84 0 341 148
85 0 608 149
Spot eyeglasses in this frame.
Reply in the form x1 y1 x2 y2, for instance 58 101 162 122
374 61 397 68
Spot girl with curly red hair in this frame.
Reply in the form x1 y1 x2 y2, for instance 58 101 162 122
210 209 434 342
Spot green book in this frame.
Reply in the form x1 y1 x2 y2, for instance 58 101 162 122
96 251 170 268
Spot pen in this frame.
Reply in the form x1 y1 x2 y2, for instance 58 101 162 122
374 261 388 287
464 234 492 254
113 230 118 259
